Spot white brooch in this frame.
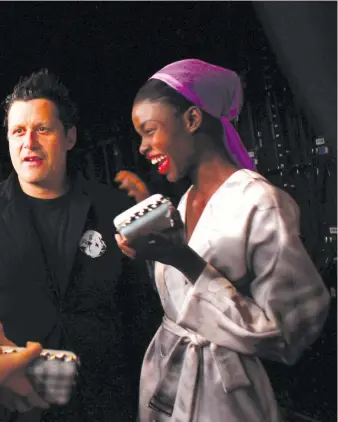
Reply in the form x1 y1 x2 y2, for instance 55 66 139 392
79 230 107 258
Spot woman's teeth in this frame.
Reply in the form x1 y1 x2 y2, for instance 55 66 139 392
151 156 166 165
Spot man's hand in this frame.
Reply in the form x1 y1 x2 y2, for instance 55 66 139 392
0 322 15 347
0 323 49 409
114 170 150 203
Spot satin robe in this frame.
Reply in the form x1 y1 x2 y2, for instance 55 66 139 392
138 169 330 422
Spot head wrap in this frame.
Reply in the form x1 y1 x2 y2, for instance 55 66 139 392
149 59 255 170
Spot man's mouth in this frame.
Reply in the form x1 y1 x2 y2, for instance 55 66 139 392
23 156 43 162
22 156 44 166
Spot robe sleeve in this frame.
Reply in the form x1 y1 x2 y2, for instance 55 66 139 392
176 189 331 365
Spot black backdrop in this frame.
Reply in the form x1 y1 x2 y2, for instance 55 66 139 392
0 2 336 420
255 1 337 154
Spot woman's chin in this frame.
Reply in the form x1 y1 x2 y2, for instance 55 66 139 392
166 170 183 184
165 174 175 183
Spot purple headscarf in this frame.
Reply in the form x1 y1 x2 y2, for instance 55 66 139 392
149 59 255 170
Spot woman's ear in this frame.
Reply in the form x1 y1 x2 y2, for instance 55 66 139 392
183 106 203 134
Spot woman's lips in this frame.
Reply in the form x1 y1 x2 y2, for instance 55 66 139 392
148 154 170 175
158 157 170 175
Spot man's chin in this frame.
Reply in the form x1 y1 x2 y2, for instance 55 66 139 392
18 174 46 185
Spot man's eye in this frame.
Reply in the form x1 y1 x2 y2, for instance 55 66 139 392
145 129 155 135
38 127 49 132
12 128 24 135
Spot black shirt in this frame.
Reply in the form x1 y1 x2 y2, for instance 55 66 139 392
25 188 73 294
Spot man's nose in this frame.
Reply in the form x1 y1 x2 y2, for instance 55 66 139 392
23 131 38 149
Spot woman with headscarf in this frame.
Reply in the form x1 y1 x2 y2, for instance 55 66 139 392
116 59 330 422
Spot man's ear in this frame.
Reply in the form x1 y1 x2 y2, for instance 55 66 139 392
66 126 77 151
183 106 203 134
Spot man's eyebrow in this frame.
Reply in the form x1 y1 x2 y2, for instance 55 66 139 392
9 124 23 128
33 121 51 126
9 121 50 128
8 124 23 131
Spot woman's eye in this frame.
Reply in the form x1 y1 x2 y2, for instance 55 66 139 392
146 129 155 136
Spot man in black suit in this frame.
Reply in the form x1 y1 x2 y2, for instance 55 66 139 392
0 69 159 421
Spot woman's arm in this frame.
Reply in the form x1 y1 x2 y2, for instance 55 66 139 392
174 195 330 365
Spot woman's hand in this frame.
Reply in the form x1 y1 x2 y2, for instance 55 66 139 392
114 171 151 203
115 224 186 267
115 208 207 281
115 229 206 283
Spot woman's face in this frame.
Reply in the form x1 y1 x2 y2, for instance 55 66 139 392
132 100 197 182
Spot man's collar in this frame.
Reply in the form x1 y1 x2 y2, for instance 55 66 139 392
0 172 89 204
0 172 22 203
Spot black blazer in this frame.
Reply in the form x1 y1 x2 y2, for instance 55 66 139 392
0 173 161 422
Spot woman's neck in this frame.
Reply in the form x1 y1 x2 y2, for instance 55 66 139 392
189 151 237 199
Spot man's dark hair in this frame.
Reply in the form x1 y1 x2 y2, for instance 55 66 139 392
3 69 79 131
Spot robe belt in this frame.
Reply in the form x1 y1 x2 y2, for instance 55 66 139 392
148 315 251 421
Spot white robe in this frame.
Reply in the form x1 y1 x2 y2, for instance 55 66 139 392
138 169 330 422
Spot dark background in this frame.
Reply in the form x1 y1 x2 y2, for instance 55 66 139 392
0 2 336 421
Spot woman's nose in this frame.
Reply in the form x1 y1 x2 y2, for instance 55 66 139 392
139 139 149 156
